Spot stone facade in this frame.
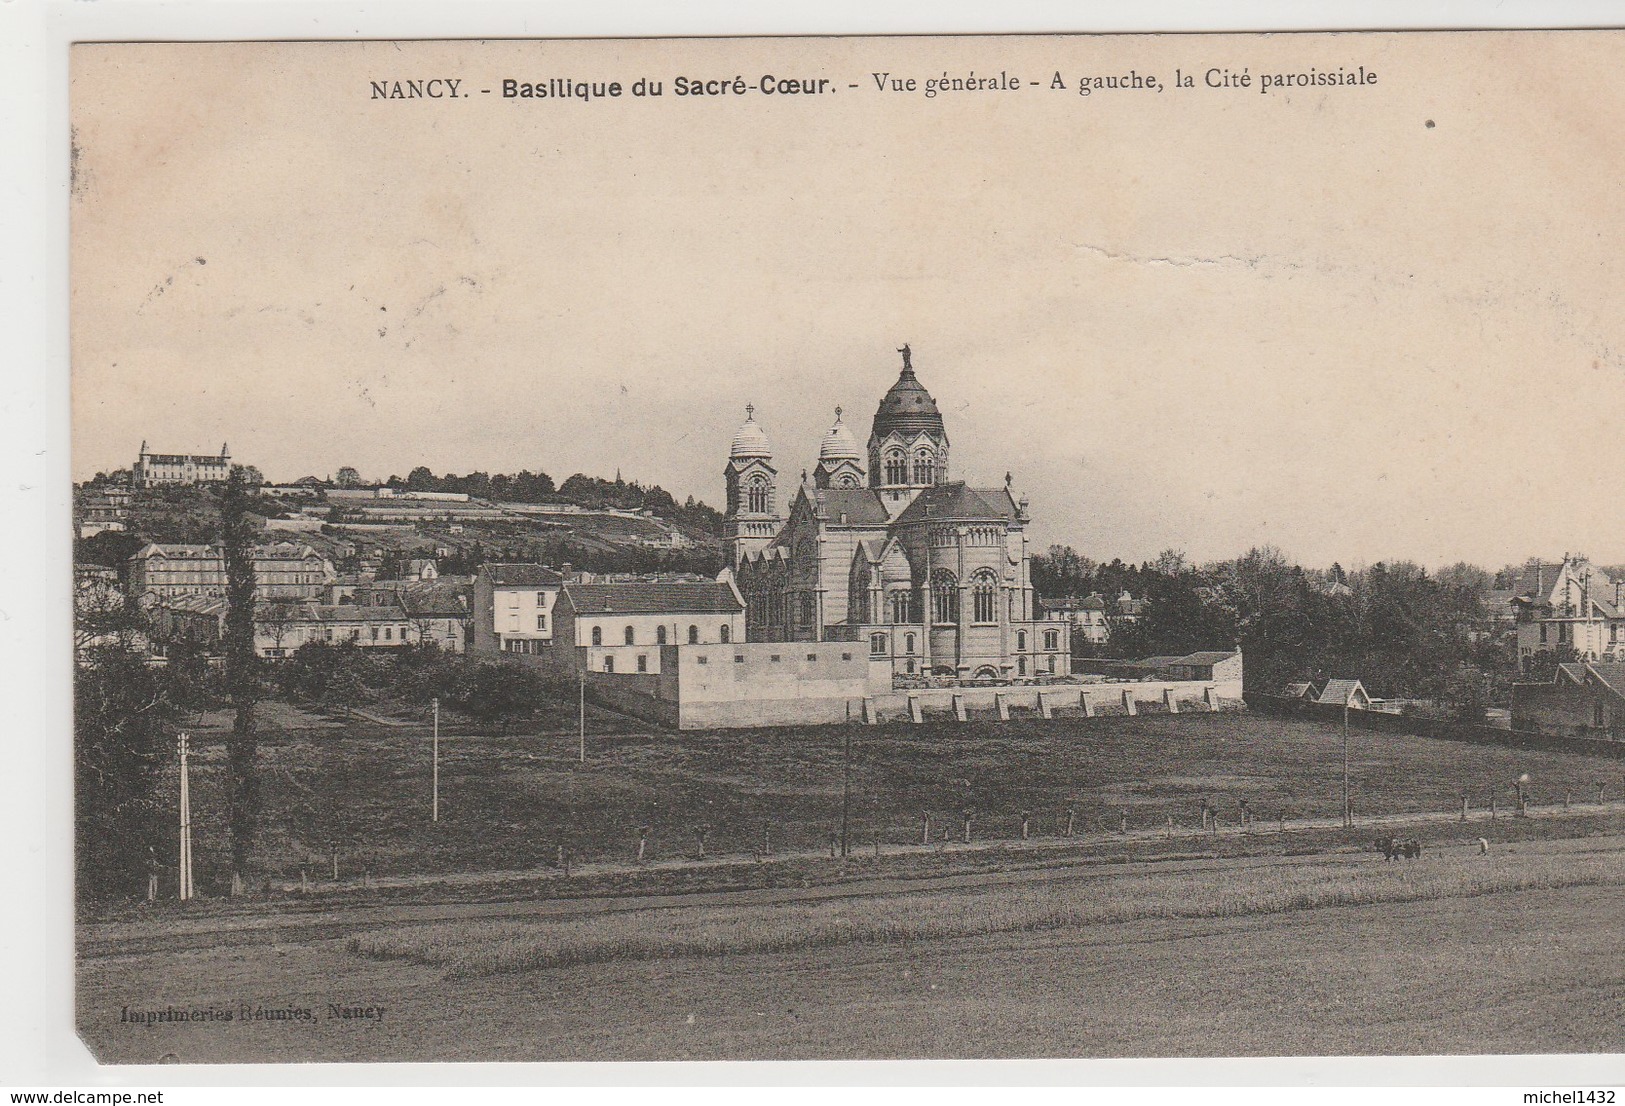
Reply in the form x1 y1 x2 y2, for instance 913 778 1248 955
730 347 1069 681
133 441 232 487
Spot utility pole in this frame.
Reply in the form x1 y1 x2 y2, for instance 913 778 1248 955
578 669 586 763
177 732 193 902
431 697 440 822
1342 686 1353 828
839 728 852 858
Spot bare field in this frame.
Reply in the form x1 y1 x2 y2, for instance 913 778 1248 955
76 836 1625 1062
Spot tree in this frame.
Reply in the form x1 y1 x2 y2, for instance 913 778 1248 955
258 599 303 656
74 570 140 653
220 466 263 888
335 466 362 488
450 662 547 729
75 646 170 902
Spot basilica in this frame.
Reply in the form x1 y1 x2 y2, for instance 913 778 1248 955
727 346 1070 681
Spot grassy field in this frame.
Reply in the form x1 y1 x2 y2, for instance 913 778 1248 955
349 849 1625 979
159 706 1625 893
76 836 1625 1062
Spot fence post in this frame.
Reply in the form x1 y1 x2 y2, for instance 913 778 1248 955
1564 792 1570 811
638 824 649 862
1489 793 1496 820
1120 812 1128 836
921 811 930 846
1065 805 1077 838
1460 793 1468 822
962 810 973 844
1021 811 1031 841
1166 814 1175 839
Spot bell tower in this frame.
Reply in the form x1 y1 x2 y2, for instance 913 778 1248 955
868 344 950 510
724 404 783 567
814 407 867 489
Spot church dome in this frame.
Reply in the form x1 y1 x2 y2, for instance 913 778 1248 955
730 405 772 459
818 407 862 461
871 345 945 439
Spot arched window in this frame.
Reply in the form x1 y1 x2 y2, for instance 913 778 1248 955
1018 656 1027 676
591 625 602 646
798 594 815 625
870 632 888 656
1044 629 1060 651
747 475 769 514
656 625 667 645
624 625 635 645
972 571 998 623
890 591 911 625
931 570 958 624
720 623 731 644
913 449 934 485
904 632 916 654
1047 655 1057 674
1016 630 1027 651
884 450 907 486
687 624 700 645
838 474 859 488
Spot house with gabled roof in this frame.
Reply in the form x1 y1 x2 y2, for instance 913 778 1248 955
1511 661 1625 739
1511 555 1625 667
470 562 566 655
1317 679 1372 709
553 577 745 675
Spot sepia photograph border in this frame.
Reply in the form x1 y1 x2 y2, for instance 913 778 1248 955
8 0 1625 1093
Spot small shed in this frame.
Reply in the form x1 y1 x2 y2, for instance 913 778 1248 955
1317 679 1372 709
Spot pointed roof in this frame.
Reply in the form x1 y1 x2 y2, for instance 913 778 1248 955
871 344 945 440
892 482 1017 525
818 407 862 462
1318 678 1370 705
729 404 772 460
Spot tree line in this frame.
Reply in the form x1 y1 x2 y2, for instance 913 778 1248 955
381 466 725 537
1032 544 1518 711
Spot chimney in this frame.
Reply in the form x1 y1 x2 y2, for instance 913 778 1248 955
561 562 572 581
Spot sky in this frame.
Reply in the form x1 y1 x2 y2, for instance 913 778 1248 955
69 33 1625 570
